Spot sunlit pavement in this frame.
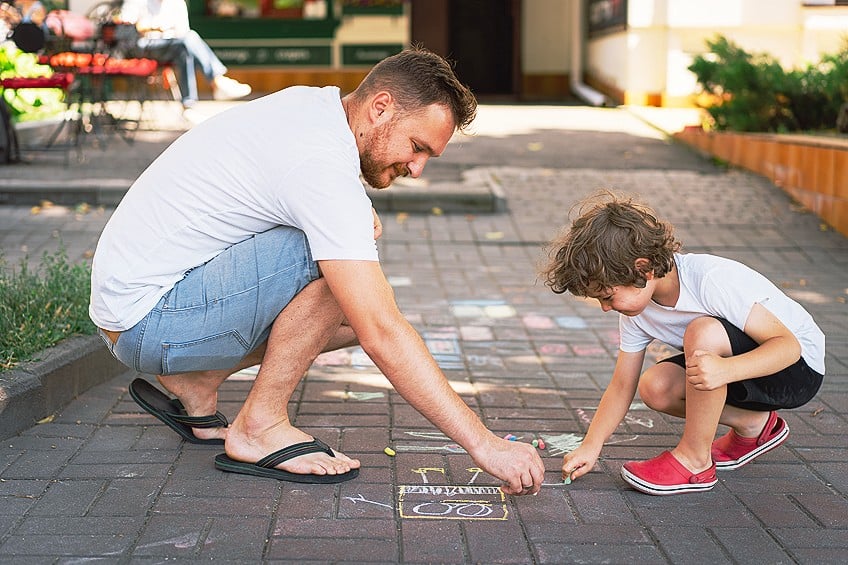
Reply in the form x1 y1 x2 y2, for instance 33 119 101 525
0 100 846 563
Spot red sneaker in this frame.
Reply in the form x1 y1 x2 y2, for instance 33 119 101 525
711 411 789 470
620 451 717 495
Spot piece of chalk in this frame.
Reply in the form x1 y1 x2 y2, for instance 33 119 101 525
563 476 572 485
537 439 546 450
503 433 513 440
383 447 396 457
531 439 539 447
508 435 517 441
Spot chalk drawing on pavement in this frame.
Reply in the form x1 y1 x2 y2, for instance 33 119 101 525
540 433 584 456
343 464 509 521
398 485 508 520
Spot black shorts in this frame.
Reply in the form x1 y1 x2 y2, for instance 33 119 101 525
658 317 824 411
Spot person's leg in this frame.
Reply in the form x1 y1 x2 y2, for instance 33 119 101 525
180 30 227 82
116 226 357 449
224 277 361 476
639 354 770 435
153 297 357 443
137 37 198 107
179 30 251 101
670 316 732 473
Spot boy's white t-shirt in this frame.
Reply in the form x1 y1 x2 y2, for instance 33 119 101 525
619 253 826 375
90 86 377 331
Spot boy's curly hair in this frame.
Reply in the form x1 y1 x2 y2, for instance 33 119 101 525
540 191 681 296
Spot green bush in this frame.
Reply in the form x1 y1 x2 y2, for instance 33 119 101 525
689 35 848 132
0 43 67 123
0 248 95 371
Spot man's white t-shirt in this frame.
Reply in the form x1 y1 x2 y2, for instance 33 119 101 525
618 253 826 375
90 86 377 331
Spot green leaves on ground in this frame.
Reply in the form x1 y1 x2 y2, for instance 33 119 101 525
0 248 95 371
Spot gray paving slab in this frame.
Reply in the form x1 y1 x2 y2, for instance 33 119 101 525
0 101 846 562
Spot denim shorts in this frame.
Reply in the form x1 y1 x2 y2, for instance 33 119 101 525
98 225 320 375
658 317 824 411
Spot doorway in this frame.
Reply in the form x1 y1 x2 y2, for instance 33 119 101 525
410 0 520 99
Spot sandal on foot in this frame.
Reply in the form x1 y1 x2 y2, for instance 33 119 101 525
712 410 789 470
128 378 228 445
621 451 717 495
214 438 360 483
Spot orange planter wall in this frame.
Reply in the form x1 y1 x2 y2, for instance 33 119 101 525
674 128 848 237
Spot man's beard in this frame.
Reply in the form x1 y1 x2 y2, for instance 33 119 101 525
359 121 406 189
360 147 391 188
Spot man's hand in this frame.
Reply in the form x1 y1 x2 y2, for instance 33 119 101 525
686 350 731 390
319 261 545 494
562 444 600 482
469 435 545 496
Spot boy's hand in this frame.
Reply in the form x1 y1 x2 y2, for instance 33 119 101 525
562 444 600 482
686 350 732 390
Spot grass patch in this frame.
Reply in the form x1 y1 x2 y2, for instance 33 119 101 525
0 247 95 372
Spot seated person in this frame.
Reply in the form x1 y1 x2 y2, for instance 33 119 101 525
1 0 46 36
119 0 251 108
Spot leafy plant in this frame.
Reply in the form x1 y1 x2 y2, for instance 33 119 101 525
0 43 66 122
689 35 848 132
0 247 95 372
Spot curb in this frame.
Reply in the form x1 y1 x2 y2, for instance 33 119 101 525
0 181 132 207
0 334 128 441
366 168 507 214
0 170 507 214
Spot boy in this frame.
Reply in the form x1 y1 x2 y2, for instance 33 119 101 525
541 192 825 495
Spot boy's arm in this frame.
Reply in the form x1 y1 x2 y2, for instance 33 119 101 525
563 349 644 479
686 303 802 390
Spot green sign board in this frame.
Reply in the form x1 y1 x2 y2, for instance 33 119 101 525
211 45 332 67
342 44 404 65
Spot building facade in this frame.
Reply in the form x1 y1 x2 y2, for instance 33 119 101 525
66 0 848 106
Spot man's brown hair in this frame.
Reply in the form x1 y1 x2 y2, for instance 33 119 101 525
541 191 681 296
354 45 477 132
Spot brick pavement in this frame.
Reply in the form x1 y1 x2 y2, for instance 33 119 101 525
0 103 846 563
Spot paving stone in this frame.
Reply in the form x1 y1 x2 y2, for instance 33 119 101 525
266 536 399 562
2 104 846 562
27 479 106 516
651 526 735 564
710 527 795 564
400 520 466 563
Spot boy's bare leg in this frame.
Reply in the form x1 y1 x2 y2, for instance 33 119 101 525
639 348 772 448
672 316 733 472
673 382 726 472
224 278 361 476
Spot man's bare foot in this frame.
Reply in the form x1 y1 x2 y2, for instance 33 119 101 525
225 419 360 476
157 374 228 442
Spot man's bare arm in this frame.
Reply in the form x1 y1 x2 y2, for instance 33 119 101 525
319 259 545 494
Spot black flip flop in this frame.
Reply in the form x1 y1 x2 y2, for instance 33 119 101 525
214 438 360 483
128 378 228 445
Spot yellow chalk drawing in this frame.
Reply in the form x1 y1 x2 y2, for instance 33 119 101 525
398 485 508 520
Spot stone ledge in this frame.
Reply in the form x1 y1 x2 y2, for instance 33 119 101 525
366 168 507 214
674 127 848 237
0 169 507 214
0 335 128 441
